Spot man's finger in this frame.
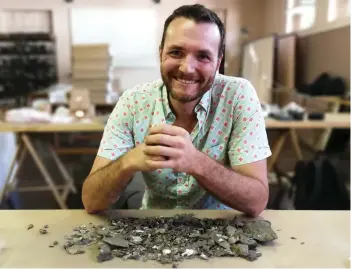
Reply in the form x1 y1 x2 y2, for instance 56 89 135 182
148 124 188 136
149 155 166 161
144 134 180 147
145 159 173 170
144 145 179 157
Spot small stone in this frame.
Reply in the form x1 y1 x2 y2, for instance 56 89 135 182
172 264 178 268
291 237 297 240
228 236 239 244
97 244 113 263
27 224 34 230
103 236 129 248
158 228 166 234
53 241 59 245
65 246 85 255
162 248 171 255
129 236 142 244
225 225 237 237
181 249 196 257
301 242 305 245
39 228 47 235
200 253 209 260
44 225 49 229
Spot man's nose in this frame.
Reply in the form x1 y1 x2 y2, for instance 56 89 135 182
179 55 196 73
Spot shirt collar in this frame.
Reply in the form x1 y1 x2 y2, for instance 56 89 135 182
161 84 212 117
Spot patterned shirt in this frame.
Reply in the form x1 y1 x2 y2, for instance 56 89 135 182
97 74 271 210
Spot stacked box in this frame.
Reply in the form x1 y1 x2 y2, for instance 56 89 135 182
71 44 110 104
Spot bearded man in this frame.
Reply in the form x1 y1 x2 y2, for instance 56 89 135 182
82 4 272 217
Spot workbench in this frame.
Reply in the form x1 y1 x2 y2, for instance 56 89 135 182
0 113 349 209
0 209 348 268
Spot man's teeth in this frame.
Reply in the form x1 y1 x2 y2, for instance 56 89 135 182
176 78 197 84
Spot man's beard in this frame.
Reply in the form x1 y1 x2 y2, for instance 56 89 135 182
161 70 216 104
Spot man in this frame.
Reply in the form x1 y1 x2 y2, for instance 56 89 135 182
82 4 271 217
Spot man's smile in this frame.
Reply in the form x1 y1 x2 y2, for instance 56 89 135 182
173 76 200 84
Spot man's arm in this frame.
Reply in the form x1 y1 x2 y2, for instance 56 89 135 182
82 92 136 213
190 79 271 216
189 153 268 217
82 155 135 214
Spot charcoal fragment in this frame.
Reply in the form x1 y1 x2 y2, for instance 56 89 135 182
27 224 34 230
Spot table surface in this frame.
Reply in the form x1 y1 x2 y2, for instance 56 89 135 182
0 210 349 268
0 113 349 132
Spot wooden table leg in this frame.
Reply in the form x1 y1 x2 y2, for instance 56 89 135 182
9 146 27 190
289 129 303 160
21 134 68 209
47 144 77 194
0 141 24 204
268 130 288 172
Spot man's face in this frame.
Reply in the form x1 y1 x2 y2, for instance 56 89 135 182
160 17 222 104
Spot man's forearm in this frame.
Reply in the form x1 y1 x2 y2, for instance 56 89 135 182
190 151 268 217
82 155 135 213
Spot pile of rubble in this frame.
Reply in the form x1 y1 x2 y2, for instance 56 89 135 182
61 214 278 265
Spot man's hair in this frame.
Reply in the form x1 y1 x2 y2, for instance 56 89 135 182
160 4 226 57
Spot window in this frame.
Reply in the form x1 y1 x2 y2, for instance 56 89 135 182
328 0 350 22
286 0 316 33
70 8 158 68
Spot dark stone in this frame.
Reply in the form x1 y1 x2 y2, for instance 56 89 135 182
242 220 278 242
103 236 129 248
97 244 113 263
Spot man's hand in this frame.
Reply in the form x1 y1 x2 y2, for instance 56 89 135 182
126 142 166 172
143 124 198 173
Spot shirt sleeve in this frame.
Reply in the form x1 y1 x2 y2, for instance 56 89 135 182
97 93 135 161
228 79 272 166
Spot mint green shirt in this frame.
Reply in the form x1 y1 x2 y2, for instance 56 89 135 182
98 74 271 209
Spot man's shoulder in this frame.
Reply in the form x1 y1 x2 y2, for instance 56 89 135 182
212 74 252 95
120 79 163 100
214 74 250 88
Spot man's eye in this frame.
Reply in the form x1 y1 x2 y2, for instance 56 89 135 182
198 54 210 61
169 50 182 57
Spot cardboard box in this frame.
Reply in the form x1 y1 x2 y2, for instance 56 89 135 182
72 44 109 60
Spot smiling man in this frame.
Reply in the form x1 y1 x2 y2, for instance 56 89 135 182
82 4 272 217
